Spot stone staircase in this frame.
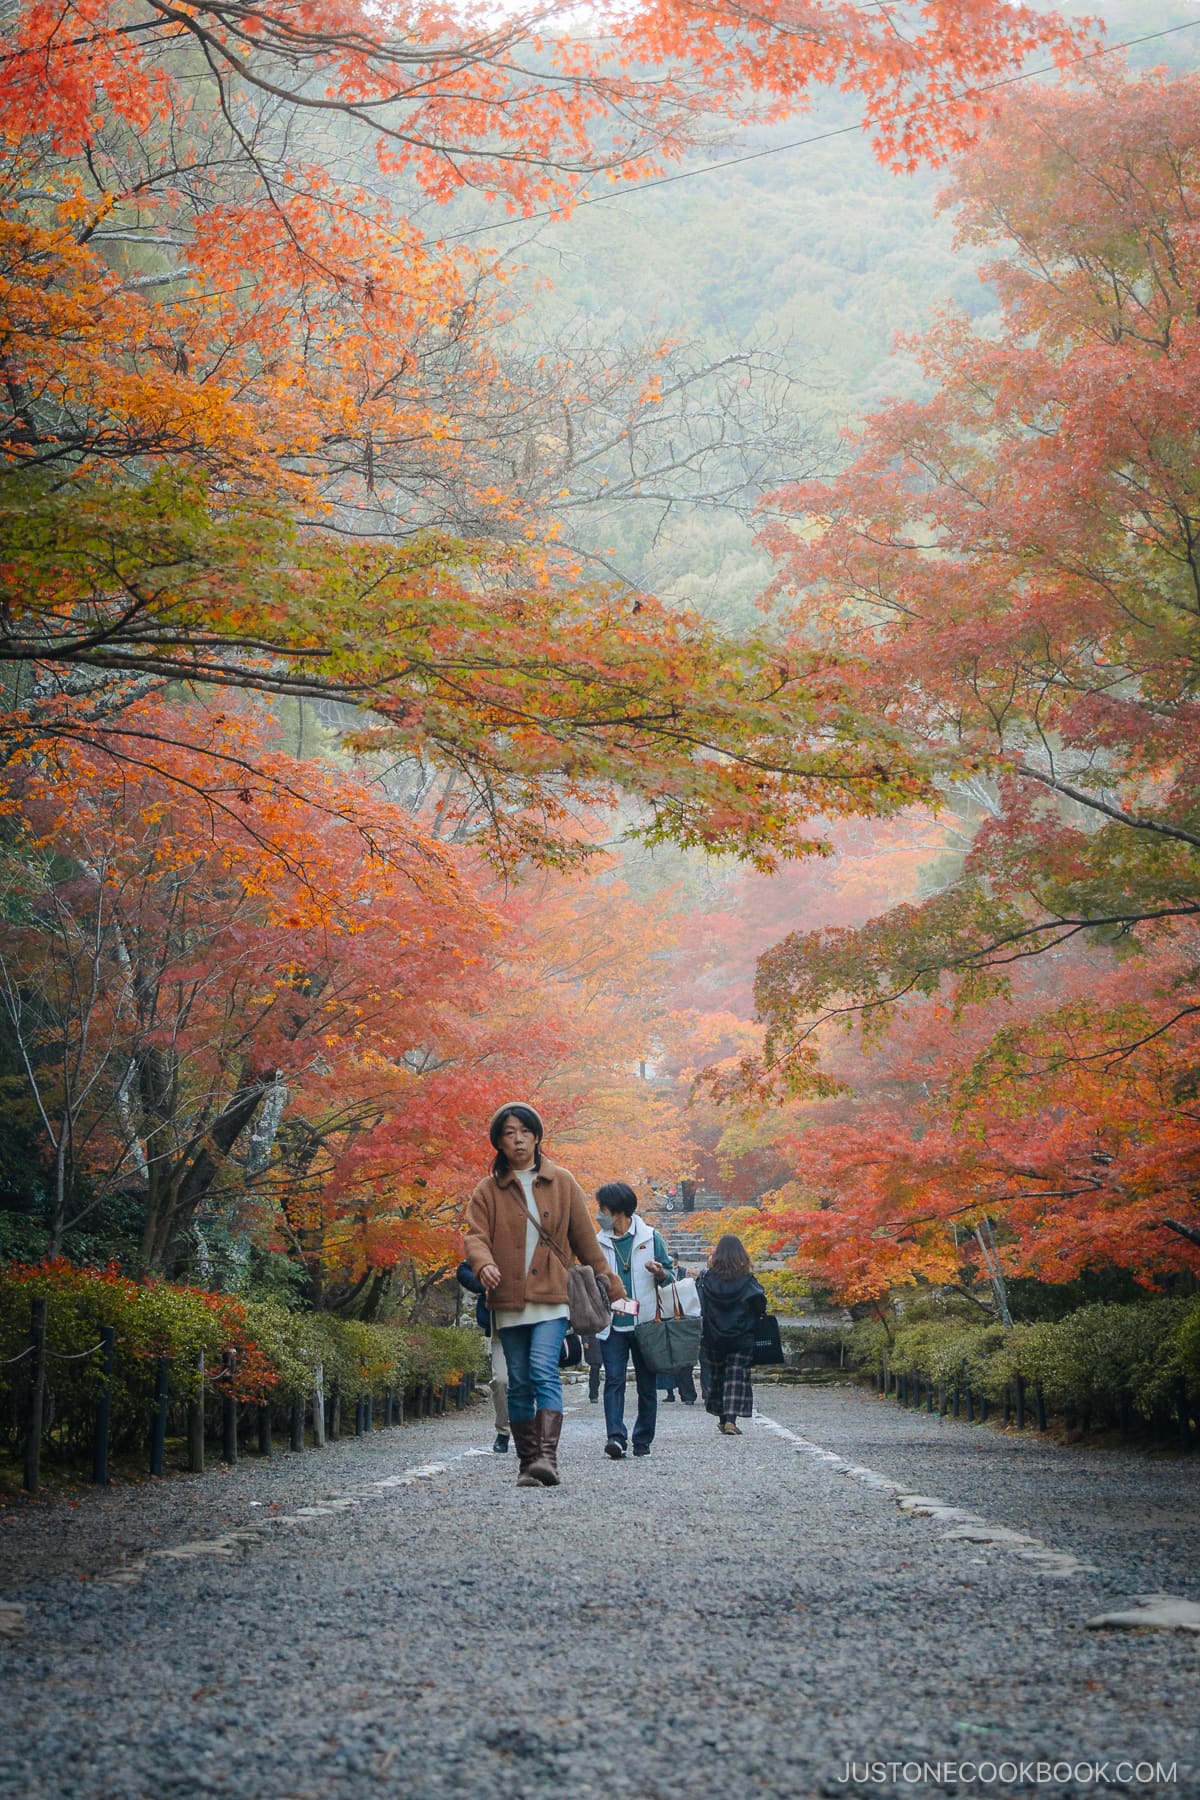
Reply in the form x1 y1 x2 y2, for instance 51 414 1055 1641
662 1228 710 1271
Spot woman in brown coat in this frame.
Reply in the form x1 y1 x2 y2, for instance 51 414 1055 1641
464 1103 621 1488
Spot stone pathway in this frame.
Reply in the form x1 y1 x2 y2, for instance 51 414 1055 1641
1 1382 1196 1798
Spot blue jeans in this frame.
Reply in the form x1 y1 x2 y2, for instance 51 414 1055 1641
498 1318 568 1421
601 1328 657 1451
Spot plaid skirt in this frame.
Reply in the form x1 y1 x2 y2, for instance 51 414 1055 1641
702 1349 754 1419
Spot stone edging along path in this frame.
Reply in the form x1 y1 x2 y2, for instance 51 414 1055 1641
90 1445 496 1590
750 1407 1200 1635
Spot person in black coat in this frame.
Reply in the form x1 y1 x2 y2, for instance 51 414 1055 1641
697 1235 767 1436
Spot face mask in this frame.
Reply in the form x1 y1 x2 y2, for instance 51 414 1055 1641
597 1212 614 1233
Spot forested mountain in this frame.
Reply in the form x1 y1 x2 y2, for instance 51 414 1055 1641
459 0 1200 623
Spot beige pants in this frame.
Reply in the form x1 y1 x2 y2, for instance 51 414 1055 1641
491 1333 509 1432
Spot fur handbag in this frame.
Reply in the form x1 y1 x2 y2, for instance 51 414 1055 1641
565 1264 613 1335
505 1192 613 1335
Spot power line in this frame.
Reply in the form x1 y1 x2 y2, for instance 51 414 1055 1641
441 16 1200 245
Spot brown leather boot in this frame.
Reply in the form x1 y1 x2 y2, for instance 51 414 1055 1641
528 1409 563 1486
510 1417 542 1487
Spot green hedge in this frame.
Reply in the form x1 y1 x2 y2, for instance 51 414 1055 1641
854 1298 1197 1427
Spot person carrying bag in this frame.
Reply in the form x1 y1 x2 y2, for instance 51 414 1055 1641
595 1182 674 1460
698 1234 768 1437
465 1103 623 1489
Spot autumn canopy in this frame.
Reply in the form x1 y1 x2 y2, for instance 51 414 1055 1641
7 0 1196 1331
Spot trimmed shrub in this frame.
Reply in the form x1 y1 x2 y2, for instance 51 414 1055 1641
853 1297 1200 1433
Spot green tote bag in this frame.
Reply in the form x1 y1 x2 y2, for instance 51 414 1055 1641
635 1283 702 1373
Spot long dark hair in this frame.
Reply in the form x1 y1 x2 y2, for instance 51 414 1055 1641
490 1105 543 1179
709 1234 751 1280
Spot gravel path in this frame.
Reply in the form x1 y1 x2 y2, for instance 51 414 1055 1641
1 1380 1196 1800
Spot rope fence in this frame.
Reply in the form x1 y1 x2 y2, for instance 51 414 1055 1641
1 1298 482 1495
871 1361 1194 1453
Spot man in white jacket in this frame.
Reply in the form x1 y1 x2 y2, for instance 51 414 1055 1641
595 1181 674 1459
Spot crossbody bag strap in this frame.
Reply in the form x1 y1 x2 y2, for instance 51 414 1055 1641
503 1180 571 1270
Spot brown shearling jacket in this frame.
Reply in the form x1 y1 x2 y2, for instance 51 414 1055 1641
464 1158 623 1313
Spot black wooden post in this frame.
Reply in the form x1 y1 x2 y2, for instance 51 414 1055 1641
952 1381 961 1419
290 1395 305 1452
926 1378 935 1415
965 1383 975 1423
149 1356 170 1476
220 1347 238 1463
258 1404 272 1457
92 1324 114 1486
354 1396 365 1437
365 1394 373 1432
1034 1382 1047 1431
330 1381 341 1439
1176 1378 1191 1453
978 1392 988 1423
384 1388 394 1428
1016 1374 1026 1429
23 1296 47 1494
187 1350 205 1473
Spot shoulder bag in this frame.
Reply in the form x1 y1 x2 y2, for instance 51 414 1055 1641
505 1188 613 1335
751 1313 785 1366
635 1282 702 1374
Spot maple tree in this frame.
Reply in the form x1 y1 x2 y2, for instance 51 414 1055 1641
0 0 1088 869
0 696 724 1301
0 696 500 1280
730 69 1200 1304
267 855 702 1311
